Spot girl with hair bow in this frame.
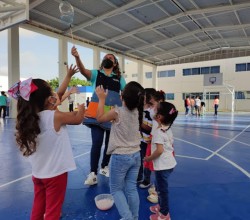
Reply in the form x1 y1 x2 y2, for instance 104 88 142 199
8 65 85 220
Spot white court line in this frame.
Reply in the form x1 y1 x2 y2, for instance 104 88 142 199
0 174 32 188
175 128 250 178
0 151 90 189
206 125 250 159
174 137 214 154
210 152 250 178
176 154 206 160
175 126 250 147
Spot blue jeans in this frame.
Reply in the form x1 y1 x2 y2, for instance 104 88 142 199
155 168 174 216
110 151 141 220
90 126 110 174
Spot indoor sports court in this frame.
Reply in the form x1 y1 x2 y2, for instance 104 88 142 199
1 112 249 220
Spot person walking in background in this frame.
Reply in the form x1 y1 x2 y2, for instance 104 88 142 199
71 46 126 185
0 91 7 118
144 102 178 220
86 97 90 108
213 95 219 116
95 81 144 220
65 86 78 112
68 93 74 112
184 96 190 116
195 95 201 117
5 93 10 117
190 96 195 115
8 65 85 220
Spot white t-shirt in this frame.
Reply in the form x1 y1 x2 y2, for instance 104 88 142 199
29 110 76 178
151 125 177 170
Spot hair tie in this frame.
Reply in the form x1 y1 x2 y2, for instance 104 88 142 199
8 78 38 101
169 108 176 115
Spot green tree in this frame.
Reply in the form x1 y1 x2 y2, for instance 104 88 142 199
47 77 91 90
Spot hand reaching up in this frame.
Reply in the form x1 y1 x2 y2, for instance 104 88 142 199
71 46 79 58
95 85 108 101
67 64 79 78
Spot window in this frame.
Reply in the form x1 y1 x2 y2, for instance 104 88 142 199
235 91 250 99
201 67 210 74
182 92 204 100
192 68 201 75
157 70 175 77
247 63 250 71
158 71 167 77
145 72 152 78
235 91 245 99
236 63 247 72
167 70 175 77
183 68 191 76
165 93 174 100
210 66 220 73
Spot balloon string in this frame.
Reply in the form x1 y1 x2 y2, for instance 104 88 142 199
70 25 74 45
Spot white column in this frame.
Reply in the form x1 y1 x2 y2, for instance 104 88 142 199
93 47 100 69
137 61 143 85
152 65 157 90
58 36 68 112
8 26 20 118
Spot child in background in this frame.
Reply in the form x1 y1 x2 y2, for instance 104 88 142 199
8 65 85 220
95 81 144 220
144 102 178 220
137 88 156 187
144 90 166 203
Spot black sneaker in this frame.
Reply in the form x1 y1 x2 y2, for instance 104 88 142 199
139 180 151 188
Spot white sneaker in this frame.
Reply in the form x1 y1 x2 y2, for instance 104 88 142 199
148 185 156 195
99 166 109 177
84 172 97 185
147 194 158 203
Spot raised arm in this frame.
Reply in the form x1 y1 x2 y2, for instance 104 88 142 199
57 64 79 100
95 85 117 123
61 86 79 102
71 46 92 81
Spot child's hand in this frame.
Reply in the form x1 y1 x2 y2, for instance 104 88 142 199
71 46 79 58
69 86 79 94
67 64 79 77
143 156 151 162
95 85 108 100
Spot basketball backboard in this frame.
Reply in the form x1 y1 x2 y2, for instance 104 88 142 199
204 73 223 86
0 0 29 31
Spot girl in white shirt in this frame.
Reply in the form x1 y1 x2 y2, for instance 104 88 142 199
144 102 178 220
95 81 144 220
9 65 85 220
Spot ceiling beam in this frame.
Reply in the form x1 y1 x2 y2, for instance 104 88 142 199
99 2 250 45
125 23 250 53
69 0 147 33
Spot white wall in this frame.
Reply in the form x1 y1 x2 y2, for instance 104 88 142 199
156 56 250 112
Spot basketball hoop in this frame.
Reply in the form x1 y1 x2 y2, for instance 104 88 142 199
209 77 216 84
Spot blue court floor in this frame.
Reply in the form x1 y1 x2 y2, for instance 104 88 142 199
0 112 250 220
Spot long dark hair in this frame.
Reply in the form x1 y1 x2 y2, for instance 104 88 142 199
100 54 121 78
15 79 52 156
122 81 144 133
